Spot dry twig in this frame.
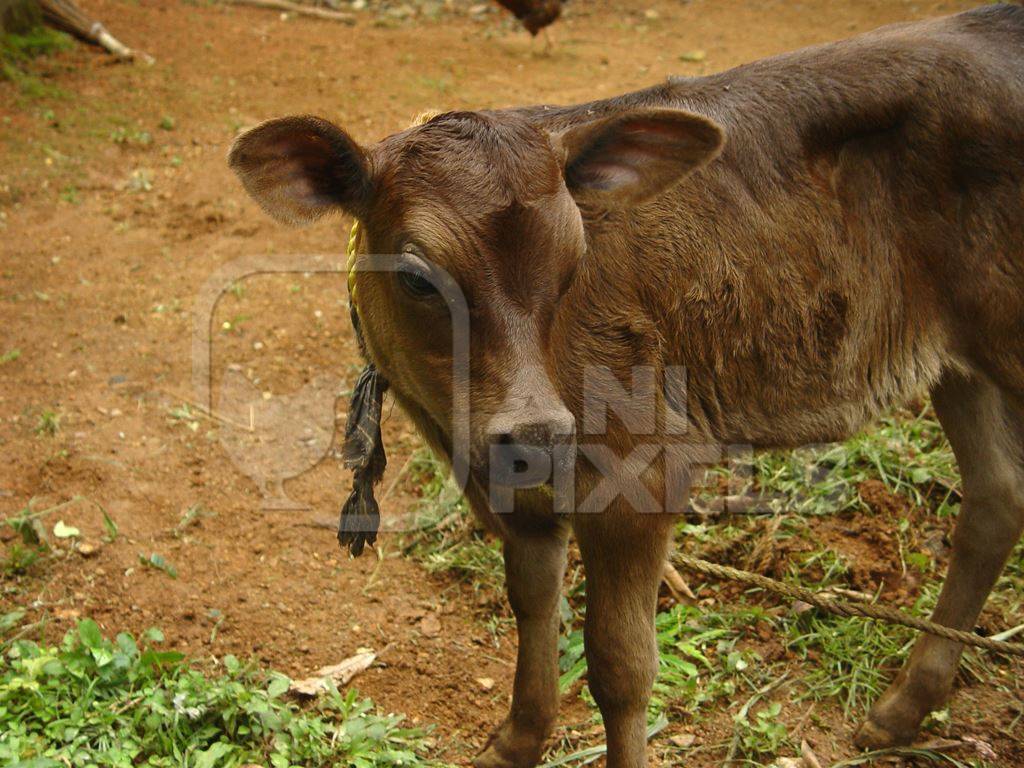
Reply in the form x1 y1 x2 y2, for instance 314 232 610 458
222 0 356 24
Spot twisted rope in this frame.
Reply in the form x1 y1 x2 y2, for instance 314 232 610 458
671 551 1024 656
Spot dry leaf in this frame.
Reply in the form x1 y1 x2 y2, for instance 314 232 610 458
962 736 997 761
289 651 376 697
800 739 823 768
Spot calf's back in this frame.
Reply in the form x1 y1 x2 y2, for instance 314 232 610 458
512 4 1024 449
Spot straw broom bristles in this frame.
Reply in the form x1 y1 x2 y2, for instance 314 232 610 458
38 0 152 62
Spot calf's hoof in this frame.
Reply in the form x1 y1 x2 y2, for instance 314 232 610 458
472 720 545 768
473 743 534 768
853 712 917 750
472 747 521 768
853 718 900 750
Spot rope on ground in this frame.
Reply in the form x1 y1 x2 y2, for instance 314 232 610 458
671 551 1024 657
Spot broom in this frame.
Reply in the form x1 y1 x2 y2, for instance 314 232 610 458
38 0 153 63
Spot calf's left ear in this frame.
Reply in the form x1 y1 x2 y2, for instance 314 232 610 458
228 115 372 225
554 108 724 209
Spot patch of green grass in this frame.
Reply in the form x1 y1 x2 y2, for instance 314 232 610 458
730 689 790 761
402 449 506 596
0 617 435 767
138 552 178 579
0 347 20 364
705 407 958 518
174 503 216 537
786 546 851 588
784 608 914 718
109 125 153 148
168 403 201 432
556 603 792 762
1 542 42 576
1 26 69 59
34 408 60 437
59 184 79 204
560 603 778 719
0 26 71 98
2 498 118 579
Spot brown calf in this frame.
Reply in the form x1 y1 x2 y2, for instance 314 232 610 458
230 5 1024 767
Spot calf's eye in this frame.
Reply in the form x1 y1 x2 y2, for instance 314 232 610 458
397 268 439 300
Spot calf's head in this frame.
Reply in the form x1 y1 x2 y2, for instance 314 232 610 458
229 108 723 493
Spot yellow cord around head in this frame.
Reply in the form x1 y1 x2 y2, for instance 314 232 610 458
346 218 361 304
345 109 443 312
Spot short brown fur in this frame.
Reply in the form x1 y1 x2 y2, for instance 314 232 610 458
230 6 1024 766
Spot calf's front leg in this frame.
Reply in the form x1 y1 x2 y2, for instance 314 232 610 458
574 511 675 768
475 524 569 768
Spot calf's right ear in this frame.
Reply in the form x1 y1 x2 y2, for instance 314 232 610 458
228 116 372 225
554 108 724 209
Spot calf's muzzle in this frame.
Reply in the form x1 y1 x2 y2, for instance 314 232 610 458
487 408 576 490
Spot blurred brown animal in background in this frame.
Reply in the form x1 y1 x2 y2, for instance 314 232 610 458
230 5 1024 767
494 0 563 35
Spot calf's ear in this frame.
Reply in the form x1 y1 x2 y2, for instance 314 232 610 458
228 116 372 225
554 108 724 209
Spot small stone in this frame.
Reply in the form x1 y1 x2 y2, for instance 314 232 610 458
418 613 442 637
476 677 495 691
670 733 696 748
644 8 659 19
679 49 707 62
77 541 101 558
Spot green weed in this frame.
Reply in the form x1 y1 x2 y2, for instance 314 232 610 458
0 26 71 97
0 618 434 767
138 552 178 579
34 408 60 436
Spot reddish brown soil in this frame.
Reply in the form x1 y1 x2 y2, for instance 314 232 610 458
2 0 1020 765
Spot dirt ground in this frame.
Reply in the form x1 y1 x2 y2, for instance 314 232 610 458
1 0 1017 765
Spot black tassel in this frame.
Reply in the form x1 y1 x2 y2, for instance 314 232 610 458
337 361 389 557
